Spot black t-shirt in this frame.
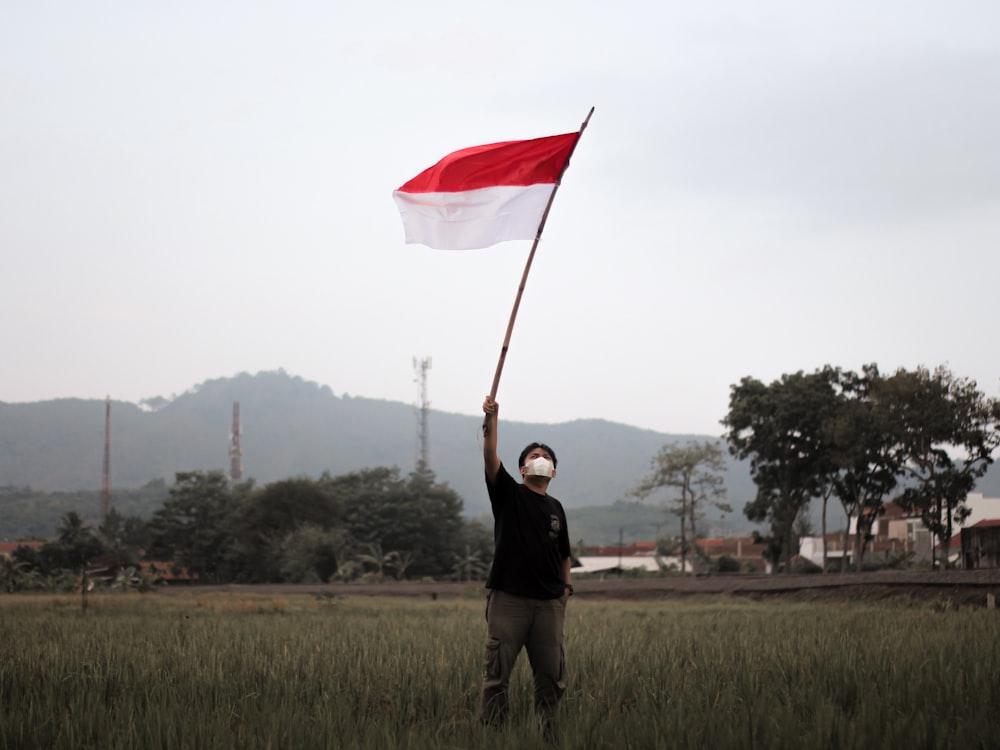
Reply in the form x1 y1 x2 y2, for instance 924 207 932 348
484 463 571 599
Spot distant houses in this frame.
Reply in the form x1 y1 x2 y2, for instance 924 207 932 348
799 493 1000 570
960 520 1000 569
574 537 768 575
574 541 665 575
578 493 1000 576
0 541 44 558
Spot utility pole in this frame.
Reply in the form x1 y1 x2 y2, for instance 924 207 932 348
229 401 243 482
413 357 432 472
102 396 111 523
618 527 624 577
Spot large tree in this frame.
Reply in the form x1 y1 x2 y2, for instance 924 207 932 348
270 523 348 583
724 363 996 572
824 366 901 570
879 366 1000 567
231 476 343 582
723 369 840 572
630 440 730 574
145 471 249 583
333 467 465 578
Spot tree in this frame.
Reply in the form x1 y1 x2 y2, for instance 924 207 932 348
275 524 348 583
398 470 465 576
97 507 146 570
145 471 247 583
630 440 731 575
452 544 489 582
336 467 465 578
823 366 902 570
232 477 342 582
457 517 494 579
723 370 840 572
51 511 109 606
879 366 1000 567
10 545 44 584
355 541 394 583
385 550 415 581
0 556 29 593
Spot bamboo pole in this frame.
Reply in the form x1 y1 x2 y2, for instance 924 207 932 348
485 107 594 420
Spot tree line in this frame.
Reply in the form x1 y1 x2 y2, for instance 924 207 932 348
628 364 999 574
722 364 999 570
6 362 997 589
2 466 494 592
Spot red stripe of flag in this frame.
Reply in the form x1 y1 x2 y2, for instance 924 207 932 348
396 132 581 193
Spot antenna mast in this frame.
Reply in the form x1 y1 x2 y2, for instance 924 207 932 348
102 396 111 523
229 401 243 482
413 357 432 471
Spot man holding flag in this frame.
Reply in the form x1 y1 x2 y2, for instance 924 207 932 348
479 394 572 733
394 111 591 736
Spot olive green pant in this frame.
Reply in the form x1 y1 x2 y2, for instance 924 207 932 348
479 589 567 726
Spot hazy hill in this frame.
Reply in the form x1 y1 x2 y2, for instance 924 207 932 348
6 370 997 540
0 371 756 525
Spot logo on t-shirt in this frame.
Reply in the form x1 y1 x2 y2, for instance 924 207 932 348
548 515 560 541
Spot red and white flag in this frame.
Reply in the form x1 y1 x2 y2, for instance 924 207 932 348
393 132 581 250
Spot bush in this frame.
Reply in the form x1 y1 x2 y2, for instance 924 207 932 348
716 555 741 574
789 556 823 574
879 550 916 570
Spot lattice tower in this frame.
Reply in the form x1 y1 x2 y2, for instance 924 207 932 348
229 401 243 482
102 396 111 522
413 357 432 471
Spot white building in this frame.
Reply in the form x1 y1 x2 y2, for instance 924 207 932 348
957 493 1000 527
574 555 694 575
799 494 1000 568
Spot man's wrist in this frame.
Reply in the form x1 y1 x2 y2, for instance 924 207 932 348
565 583 574 596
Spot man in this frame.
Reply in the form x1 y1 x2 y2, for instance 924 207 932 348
479 394 572 732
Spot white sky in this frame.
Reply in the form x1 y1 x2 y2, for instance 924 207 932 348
2 1 998 436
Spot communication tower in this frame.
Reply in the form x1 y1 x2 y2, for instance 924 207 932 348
102 396 111 523
413 357 432 471
229 401 243 482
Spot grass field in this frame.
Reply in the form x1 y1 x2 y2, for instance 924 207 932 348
1 590 998 749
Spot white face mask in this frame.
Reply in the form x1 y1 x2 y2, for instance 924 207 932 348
524 456 554 478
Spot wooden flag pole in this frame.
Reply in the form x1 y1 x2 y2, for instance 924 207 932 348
485 107 594 426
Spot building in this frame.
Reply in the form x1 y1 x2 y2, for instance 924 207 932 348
799 494 1000 569
574 541 667 575
0 541 44 557
573 537 767 575
960 520 1000 569
696 537 768 571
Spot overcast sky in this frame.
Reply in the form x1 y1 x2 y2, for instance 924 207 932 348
3 1 998 437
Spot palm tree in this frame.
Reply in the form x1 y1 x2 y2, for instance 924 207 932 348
452 545 487 582
55 511 105 610
57 511 92 547
356 542 396 583
0 557 27 593
386 551 414 581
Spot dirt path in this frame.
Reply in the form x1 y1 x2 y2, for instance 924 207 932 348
168 569 1000 607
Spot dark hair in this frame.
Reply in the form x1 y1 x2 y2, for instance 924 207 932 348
518 442 558 469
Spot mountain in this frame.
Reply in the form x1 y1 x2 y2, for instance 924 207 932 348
0 370 757 525
10 370 998 540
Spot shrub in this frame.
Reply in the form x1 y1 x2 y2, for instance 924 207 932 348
789 556 823 574
716 555 741 574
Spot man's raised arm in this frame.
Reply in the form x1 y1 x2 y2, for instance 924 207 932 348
482 396 501 484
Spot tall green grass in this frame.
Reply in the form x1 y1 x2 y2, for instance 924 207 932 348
1 592 997 749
